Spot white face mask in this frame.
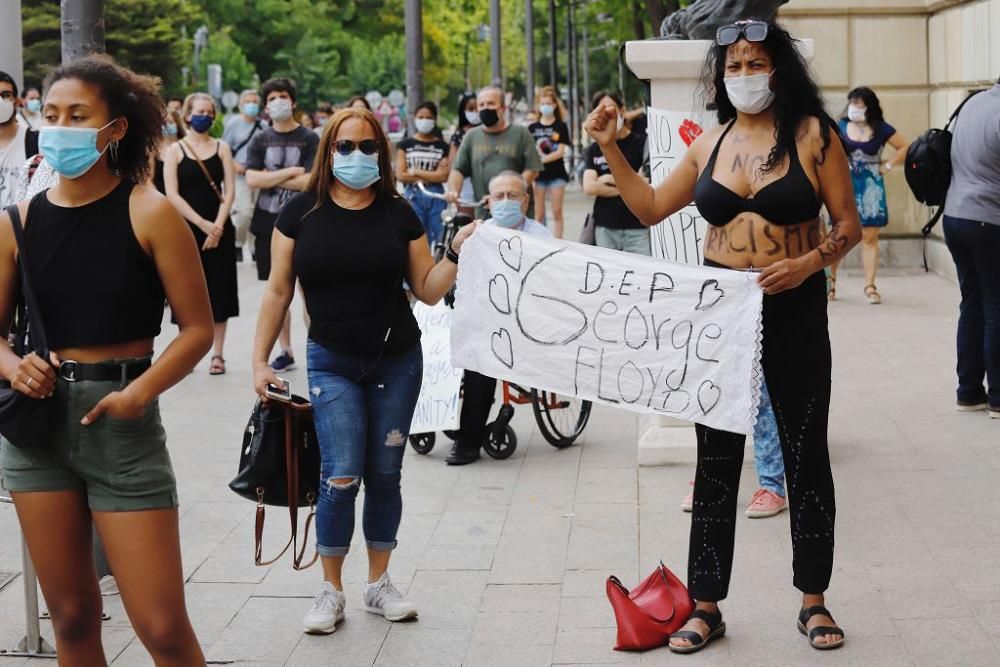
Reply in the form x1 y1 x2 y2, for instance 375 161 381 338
724 72 775 115
414 118 436 134
616 114 624 133
847 105 867 123
267 98 293 122
0 99 14 124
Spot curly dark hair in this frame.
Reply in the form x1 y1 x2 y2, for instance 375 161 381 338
44 55 164 184
262 77 296 104
700 20 836 176
844 86 885 130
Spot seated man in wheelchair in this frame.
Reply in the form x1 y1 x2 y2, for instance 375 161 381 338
447 171 553 465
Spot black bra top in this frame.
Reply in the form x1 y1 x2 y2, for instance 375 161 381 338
694 121 821 227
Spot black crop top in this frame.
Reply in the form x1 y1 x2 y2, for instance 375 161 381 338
23 180 166 349
694 121 821 227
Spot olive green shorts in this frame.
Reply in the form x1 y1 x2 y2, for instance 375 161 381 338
0 374 177 512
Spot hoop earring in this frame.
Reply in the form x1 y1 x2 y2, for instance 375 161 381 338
109 139 120 163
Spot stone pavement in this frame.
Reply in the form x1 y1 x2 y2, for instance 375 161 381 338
2 186 1000 666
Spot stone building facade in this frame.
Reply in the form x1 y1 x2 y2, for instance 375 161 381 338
780 0 999 277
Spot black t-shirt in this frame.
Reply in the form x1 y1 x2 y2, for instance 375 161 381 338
246 125 319 234
396 136 450 174
584 132 647 230
528 119 570 182
275 192 426 355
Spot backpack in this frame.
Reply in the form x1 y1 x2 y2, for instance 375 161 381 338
904 90 983 236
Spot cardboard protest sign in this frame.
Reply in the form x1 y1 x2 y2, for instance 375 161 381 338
647 107 714 265
409 301 463 434
451 225 764 435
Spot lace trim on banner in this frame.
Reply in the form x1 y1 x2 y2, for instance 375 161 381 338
744 271 765 433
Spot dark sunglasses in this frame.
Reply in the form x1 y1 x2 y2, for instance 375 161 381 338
716 20 768 47
334 139 379 156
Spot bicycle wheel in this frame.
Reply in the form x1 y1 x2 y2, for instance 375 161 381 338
408 432 436 455
530 389 592 448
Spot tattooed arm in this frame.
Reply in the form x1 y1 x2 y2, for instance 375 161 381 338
758 118 861 295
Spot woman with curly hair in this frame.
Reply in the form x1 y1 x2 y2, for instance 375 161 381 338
585 19 861 653
0 55 212 665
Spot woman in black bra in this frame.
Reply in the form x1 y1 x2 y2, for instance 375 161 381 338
0 56 213 664
164 92 239 375
585 20 860 654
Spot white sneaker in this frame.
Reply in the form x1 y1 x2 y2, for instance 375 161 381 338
303 581 345 635
364 573 418 621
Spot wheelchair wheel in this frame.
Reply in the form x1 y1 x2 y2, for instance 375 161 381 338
531 389 592 448
409 432 436 455
483 423 517 459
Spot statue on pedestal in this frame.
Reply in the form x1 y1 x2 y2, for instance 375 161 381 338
660 0 789 39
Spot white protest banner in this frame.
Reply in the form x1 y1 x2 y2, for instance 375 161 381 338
451 225 764 435
647 107 714 265
409 301 463 434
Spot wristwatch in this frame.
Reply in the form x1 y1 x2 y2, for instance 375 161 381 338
445 244 460 264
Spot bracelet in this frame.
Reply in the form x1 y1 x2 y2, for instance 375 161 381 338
445 245 460 264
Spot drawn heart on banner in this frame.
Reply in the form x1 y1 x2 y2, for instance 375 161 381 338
679 119 703 147
695 279 726 311
491 328 514 368
499 236 523 272
488 274 512 314
697 380 721 415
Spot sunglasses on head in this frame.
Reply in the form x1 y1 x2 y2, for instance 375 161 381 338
716 20 769 47
334 139 379 156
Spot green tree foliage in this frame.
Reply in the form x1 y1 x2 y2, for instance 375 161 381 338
195 28 257 97
21 0 682 111
21 0 200 92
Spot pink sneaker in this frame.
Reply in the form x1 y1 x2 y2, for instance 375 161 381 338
681 480 694 513
746 488 787 518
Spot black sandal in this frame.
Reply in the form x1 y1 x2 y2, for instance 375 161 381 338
797 605 845 650
209 355 226 376
668 608 726 655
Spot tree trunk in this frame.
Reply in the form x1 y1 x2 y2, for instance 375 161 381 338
60 0 105 62
631 0 646 40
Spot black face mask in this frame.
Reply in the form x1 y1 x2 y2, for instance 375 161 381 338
479 108 501 128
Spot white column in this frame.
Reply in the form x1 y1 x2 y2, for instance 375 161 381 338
0 1 24 90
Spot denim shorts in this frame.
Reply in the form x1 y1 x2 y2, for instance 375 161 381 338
0 367 177 512
535 178 568 189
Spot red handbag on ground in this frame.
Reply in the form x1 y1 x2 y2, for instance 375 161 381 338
606 561 695 651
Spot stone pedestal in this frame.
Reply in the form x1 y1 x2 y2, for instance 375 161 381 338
624 38 813 466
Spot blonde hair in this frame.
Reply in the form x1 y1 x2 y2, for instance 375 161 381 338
181 92 217 128
535 85 567 122
306 108 399 212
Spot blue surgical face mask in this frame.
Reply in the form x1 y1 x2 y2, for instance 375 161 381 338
189 114 214 134
539 103 555 118
39 120 117 179
490 198 524 228
242 102 259 118
163 122 178 137
332 150 381 190
26 99 41 114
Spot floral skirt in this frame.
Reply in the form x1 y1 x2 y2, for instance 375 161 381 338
851 162 888 228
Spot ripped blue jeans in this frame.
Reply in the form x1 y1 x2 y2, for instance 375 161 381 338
306 340 423 557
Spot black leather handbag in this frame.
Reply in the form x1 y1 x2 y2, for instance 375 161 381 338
229 394 320 569
0 204 53 449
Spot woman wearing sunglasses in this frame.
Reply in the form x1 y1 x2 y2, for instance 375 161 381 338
252 108 478 635
585 19 860 654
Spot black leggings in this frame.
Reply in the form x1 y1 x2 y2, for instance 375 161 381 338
689 267 835 601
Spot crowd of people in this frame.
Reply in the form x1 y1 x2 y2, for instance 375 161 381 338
0 14 998 664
